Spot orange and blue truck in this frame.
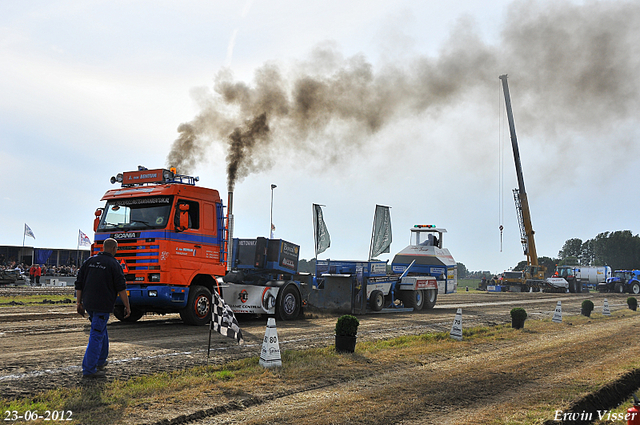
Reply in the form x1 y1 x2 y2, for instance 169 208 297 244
92 166 456 325
92 166 303 325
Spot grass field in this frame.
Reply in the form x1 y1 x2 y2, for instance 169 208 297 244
3 311 639 425
0 294 74 306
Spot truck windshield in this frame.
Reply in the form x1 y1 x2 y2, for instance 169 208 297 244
411 231 441 246
98 196 173 231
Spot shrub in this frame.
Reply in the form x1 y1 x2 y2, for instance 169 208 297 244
581 299 595 312
510 307 527 321
335 315 359 337
627 297 637 310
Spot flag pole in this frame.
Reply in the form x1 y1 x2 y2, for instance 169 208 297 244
312 204 318 262
76 230 79 267
368 207 377 261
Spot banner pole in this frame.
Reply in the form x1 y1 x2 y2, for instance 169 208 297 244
368 207 377 261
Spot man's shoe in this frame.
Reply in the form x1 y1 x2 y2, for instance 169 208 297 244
82 370 106 379
97 361 109 371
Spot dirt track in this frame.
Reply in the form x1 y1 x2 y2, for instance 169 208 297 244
1 287 629 406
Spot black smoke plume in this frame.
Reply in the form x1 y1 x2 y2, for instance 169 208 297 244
167 0 640 191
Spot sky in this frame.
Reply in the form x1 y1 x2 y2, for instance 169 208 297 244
1 0 639 274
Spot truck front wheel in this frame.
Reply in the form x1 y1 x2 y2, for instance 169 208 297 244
614 282 624 294
180 285 211 326
632 282 640 295
113 305 144 322
276 283 301 321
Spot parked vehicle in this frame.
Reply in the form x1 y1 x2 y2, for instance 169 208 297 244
598 270 640 294
554 265 611 292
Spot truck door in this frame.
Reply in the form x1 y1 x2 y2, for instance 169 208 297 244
173 199 205 270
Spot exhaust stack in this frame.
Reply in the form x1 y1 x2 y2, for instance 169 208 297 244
226 191 234 271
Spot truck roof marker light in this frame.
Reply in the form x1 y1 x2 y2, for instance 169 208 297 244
110 173 124 184
414 224 436 228
162 169 174 182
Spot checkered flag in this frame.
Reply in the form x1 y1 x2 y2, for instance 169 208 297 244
210 290 244 345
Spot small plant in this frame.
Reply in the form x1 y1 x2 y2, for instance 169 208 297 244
627 297 638 311
335 315 359 337
510 307 527 329
510 307 527 321
581 299 594 317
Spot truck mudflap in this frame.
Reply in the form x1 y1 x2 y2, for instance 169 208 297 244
114 285 189 309
222 284 280 315
221 281 303 320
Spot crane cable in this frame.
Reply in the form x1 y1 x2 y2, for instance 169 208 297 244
498 79 505 252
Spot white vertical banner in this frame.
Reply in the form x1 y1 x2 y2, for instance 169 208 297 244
313 204 331 257
369 205 392 260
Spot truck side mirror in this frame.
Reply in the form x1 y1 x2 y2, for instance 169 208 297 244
175 203 190 232
93 208 103 232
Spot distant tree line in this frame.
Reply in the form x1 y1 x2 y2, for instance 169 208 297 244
300 230 640 280
465 230 640 279
557 230 640 270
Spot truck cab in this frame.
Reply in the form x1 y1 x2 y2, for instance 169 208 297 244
93 167 227 325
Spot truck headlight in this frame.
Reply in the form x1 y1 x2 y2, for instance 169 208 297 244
148 290 158 297
149 274 161 282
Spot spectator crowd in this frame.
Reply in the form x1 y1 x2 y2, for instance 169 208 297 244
0 262 79 277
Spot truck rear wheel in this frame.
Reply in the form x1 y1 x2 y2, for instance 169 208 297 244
276 283 301 321
180 285 211 326
632 283 640 295
614 282 624 294
402 290 425 311
113 305 144 322
424 289 437 310
369 290 384 311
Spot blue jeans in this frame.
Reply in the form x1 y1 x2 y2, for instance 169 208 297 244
82 311 110 376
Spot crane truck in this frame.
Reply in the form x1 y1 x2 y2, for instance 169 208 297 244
91 167 456 325
499 75 567 292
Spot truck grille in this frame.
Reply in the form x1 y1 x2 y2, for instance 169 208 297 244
114 238 160 272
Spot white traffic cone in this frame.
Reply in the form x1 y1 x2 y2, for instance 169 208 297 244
450 308 463 341
552 301 562 323
603 299 611 316
259 317 282 368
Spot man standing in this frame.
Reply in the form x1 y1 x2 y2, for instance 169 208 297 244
75 238 131 379
34 264 41 285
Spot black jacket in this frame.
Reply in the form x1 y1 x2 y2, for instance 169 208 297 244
75 252 126 313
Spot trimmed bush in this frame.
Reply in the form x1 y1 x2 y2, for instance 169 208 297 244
581 299 594 317
510 307 527 321
627 297 638 311
510 307 527 329
335 315 359 337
